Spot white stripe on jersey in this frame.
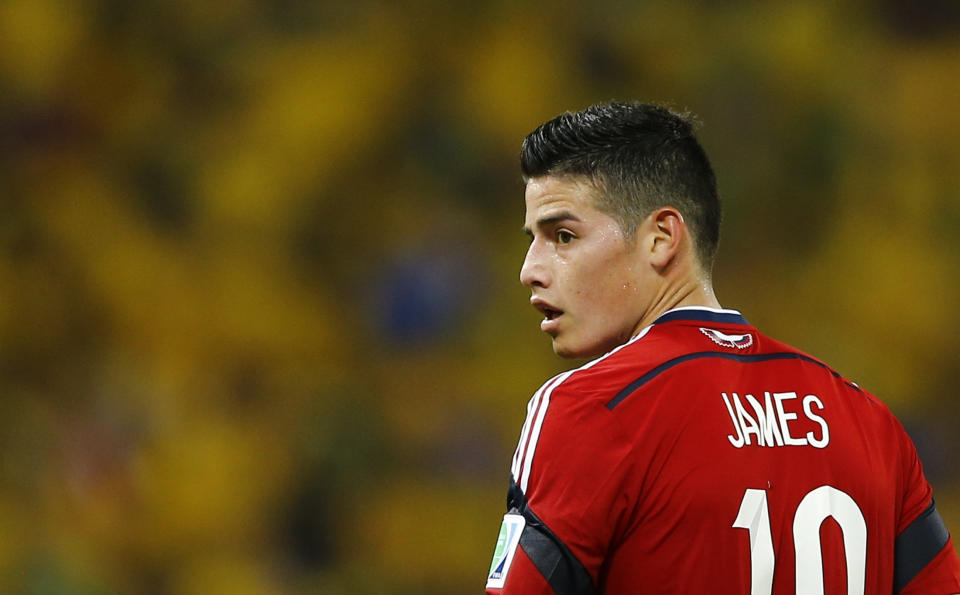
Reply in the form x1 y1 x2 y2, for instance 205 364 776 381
511 325 655 492
510 385 542 477
511 373 562 479
519 370 572 492
666 305 743 316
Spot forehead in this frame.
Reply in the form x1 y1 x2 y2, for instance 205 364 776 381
524 176 600 220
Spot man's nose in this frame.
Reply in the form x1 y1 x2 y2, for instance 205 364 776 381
520 242 549 288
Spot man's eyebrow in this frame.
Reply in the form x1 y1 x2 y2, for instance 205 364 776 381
521 211 581 236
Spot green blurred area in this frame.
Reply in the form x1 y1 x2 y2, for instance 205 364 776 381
1 0 958 592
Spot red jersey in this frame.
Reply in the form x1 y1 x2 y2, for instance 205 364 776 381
486 307 960 594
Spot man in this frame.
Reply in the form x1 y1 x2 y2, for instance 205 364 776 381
485 101 960 594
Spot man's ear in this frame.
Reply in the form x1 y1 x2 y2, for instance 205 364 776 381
647 207 685 269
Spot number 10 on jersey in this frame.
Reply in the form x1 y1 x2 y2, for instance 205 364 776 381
733 486 867 595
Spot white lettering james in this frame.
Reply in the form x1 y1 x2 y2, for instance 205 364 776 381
722 391 830 449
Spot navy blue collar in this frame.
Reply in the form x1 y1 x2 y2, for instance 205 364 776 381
654 307 749 326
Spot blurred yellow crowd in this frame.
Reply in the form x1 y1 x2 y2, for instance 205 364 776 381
1 0 958 592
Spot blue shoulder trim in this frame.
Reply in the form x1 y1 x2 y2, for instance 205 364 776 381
607 351 862 410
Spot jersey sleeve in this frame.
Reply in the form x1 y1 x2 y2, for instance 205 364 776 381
893 419 960 593
486 374 635 594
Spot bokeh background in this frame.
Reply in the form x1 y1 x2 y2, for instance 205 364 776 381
2 0 959 592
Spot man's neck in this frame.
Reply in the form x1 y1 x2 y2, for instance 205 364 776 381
632 276 721 337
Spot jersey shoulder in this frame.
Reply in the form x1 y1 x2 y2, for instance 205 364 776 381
613 314 895 414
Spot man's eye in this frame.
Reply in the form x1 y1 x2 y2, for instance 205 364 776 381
556 230 575 244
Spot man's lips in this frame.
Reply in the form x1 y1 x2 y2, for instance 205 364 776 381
531 298 564 333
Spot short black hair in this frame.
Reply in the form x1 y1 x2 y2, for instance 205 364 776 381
520 101 721 272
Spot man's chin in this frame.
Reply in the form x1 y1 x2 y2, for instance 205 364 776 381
551 331 627 359
551 337 602 360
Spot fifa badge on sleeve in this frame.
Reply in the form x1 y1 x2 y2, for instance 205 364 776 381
486 513 526 588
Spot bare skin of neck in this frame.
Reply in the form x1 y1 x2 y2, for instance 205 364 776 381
631 245 721 336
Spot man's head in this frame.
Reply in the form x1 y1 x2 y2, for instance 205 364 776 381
521 101 721 270
519 102 722 358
